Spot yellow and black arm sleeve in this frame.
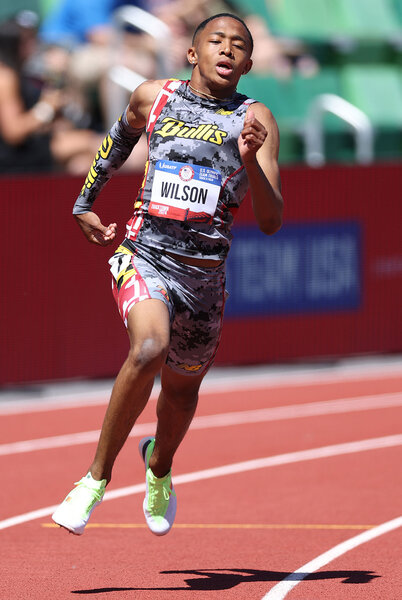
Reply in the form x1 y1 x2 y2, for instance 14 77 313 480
73 108 144 214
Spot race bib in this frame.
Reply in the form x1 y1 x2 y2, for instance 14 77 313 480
149 160 221 223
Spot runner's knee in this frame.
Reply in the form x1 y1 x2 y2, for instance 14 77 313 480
128 337 169 375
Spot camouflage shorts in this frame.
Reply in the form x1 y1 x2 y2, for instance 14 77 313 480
108 240 227 376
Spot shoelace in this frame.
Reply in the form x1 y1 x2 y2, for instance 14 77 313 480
148 474 175 511
73 479 104 503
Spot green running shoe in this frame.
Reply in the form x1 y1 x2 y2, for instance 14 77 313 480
52 472 106 535
139 436 177 536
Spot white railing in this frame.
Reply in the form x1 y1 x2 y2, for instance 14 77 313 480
113 5 172 78
303 93 374 167
105 5 172 127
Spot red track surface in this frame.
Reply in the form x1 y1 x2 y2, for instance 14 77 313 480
1 365 401 599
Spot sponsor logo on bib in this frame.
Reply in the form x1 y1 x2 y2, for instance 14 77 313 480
179 165 194 182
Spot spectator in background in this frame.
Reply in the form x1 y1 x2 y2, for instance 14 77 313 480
39 0 156 130
40 0 149 48
0 12 104 175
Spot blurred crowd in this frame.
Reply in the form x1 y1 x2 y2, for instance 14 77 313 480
0 0 315 176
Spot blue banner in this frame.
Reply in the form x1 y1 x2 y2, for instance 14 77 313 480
225 221 362 317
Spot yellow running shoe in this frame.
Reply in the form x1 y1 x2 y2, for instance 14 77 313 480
52 472 106 535
139 436 177 536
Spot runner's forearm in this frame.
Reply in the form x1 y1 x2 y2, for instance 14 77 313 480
245 158 283 234
73 110 144 214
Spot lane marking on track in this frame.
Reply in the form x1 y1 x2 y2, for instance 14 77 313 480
262 516 402 600
40 523 374 530
1 433 401 530
1 391 401 457
1 359 401 414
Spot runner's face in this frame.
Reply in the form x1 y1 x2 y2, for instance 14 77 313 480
189 17 252 91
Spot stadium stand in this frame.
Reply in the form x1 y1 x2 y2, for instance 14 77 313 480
237 68 348 164
340 64 402 159
233 0 402 164
0 1 55 21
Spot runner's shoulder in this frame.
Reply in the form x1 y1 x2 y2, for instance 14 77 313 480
246 101 278 130
131 79 169 105
247 101 274 120
127 79 170 126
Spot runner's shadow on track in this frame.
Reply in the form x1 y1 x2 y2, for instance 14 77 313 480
71 568 380 593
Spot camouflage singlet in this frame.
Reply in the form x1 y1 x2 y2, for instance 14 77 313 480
125 79 256 260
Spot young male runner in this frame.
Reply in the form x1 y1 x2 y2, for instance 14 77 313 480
52 13 283 536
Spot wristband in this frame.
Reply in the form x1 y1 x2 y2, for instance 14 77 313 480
32 101 55 124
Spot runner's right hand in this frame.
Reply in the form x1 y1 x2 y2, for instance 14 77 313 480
74 211 117 246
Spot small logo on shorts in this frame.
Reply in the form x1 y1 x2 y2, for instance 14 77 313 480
157 285 170 302
179 165 195 182
177 363 203 372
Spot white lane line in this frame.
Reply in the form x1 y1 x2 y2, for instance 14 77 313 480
0 391 113 415
1 434 401 530
262 516 402 600
1 392 401 457
1 359 401 414
0 423 151 457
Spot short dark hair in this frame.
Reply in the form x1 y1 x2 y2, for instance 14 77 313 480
0 19 23 70
192 13 254 54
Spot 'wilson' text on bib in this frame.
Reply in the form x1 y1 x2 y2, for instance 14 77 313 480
149 160 221 223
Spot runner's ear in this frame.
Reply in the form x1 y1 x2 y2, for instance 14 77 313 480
187 47 198 66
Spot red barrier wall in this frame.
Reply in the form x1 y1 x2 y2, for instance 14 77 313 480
221 163 401 365
1 163 401 385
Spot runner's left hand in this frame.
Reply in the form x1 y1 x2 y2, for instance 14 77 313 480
238 109 267 164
